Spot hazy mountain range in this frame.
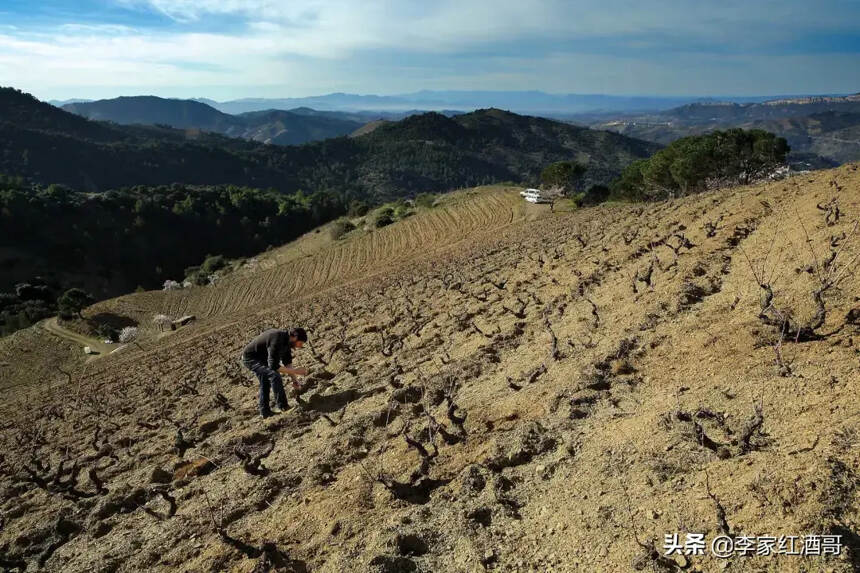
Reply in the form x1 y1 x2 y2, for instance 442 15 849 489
50 90 854 117
61 96 473 145
192 91 859 115
589 93 860 166
62 97 364 146
55 91 860 166
189 91 706 115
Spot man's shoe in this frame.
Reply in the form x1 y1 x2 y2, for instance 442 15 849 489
260 411 273 419
273 402 289 413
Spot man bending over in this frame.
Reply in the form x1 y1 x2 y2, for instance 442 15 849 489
241 327 308 418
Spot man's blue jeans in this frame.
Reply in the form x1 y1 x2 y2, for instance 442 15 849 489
242 357 288 415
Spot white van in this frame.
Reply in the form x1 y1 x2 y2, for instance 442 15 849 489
520 188 551 203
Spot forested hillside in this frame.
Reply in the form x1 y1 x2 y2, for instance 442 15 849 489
2 88 658 199
0 180 345 324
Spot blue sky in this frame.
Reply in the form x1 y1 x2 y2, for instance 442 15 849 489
1 0 858 101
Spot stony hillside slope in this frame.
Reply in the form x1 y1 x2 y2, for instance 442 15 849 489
1 165 859 572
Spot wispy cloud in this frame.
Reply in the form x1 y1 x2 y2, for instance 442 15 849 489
58 23 138 34
1 0 858 100
118 0 290 22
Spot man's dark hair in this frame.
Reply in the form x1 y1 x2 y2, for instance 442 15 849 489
289 327 308 342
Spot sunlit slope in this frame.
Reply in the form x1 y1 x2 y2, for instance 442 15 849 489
94 185 529 323
2 166 859 572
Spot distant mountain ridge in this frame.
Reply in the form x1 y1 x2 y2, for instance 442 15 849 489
658 93 860 123
197 91 704 115
191 90 851 115
64 96 238 130
47 90 856 118
63 96 364 145
47 98 92 106
1 87 660 198
762 94 860 106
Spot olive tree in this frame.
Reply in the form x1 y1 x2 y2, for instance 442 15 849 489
57 288 93 320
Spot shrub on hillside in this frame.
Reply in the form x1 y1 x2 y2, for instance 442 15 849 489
393 202 413 220
383 198 414 219
373 207 395 228
95 323 118 342
330 218 355 240
200 254 227 274
185 254 231 285
347 200 369 217
184 265 206 286
415 193 437 209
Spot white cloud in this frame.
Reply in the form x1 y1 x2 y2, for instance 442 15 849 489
119 0 860 48
1 1 857 100
58 23 138 34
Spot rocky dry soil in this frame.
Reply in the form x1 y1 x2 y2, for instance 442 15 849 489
1 167 859 572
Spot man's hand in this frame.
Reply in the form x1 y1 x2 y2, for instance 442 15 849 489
278 365 308 377
281 369 306 393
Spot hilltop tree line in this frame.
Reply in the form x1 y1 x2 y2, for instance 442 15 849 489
609 129 790 201
537 130 788 205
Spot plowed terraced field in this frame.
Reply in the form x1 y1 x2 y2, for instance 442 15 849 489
1 167 859 572
90 185 531 328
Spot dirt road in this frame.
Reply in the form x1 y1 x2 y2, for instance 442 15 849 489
42 317 114 358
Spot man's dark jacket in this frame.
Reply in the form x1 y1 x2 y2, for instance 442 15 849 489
242 329 293 370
